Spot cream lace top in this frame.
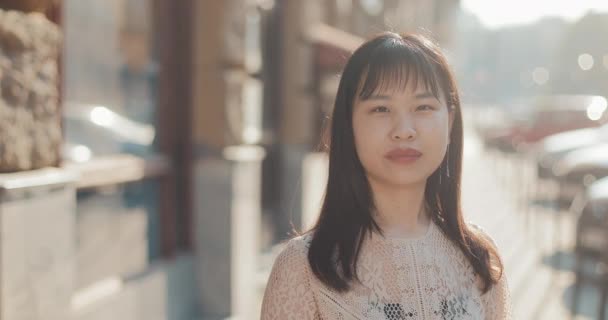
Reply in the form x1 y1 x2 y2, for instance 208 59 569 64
261 221 511 319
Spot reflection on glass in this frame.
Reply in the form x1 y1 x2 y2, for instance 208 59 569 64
64 0 158 155
64 0 163 263
64 103 156 159
90 106 115 127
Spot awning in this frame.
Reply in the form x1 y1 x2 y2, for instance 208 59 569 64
306 23 364 69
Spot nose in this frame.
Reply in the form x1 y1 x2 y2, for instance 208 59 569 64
390 115 417 141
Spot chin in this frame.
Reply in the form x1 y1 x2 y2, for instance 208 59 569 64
377 173 430 188
364 164 435 187
389 179 428 188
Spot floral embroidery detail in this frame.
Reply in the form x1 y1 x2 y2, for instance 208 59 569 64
433 296 471 319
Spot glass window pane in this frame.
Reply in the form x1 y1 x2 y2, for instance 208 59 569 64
63 0 164 263
64 0 158 159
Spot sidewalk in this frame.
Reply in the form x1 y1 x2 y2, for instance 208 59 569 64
462 112 602 320
461 122 579 320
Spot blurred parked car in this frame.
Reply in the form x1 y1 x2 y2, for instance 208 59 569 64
571 176 608 319
587 176 608 208
552 143 608 207
483 95 608 153
534 124 608 179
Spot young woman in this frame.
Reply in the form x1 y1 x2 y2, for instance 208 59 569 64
261 32 511 319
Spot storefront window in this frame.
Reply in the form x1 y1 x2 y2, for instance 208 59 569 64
64 0 158 158
63 0 165 261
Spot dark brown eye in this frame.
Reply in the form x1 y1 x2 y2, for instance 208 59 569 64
417 105 434 111
372 106 390 113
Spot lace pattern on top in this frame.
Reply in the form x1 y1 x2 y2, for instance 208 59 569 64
261 221 512 320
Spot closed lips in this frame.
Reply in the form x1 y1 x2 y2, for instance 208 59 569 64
385 148 422 158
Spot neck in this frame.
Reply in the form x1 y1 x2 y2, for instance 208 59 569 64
369 179 430 238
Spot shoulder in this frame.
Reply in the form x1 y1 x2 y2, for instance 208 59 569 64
262 234 320 318
271 233 313 272
284 233 313 254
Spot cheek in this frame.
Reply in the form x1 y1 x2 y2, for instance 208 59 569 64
419 118 450 163
352 117 384 163
424 113 450 141
422 122 449 145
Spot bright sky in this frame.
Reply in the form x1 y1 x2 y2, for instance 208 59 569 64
461 0 608 29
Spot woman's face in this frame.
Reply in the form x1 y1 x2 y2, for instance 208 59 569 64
352 80 454 188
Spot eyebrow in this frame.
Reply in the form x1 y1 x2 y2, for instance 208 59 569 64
362 92 438 101
414 92 437 99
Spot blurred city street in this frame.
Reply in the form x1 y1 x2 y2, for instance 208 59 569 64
1 0 608 319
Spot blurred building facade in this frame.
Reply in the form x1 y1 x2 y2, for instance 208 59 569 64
0 0 459 319
452 8 608 105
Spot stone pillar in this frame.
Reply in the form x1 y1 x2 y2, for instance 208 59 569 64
193 145 265 320
0 168 76 320
279 0 321 145
191 1 266 318
275 0 324 239
192 0 263 150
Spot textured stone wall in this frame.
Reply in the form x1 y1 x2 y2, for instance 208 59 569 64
0 9 61 172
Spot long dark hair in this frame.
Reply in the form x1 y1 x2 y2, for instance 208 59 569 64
306 32 503 294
